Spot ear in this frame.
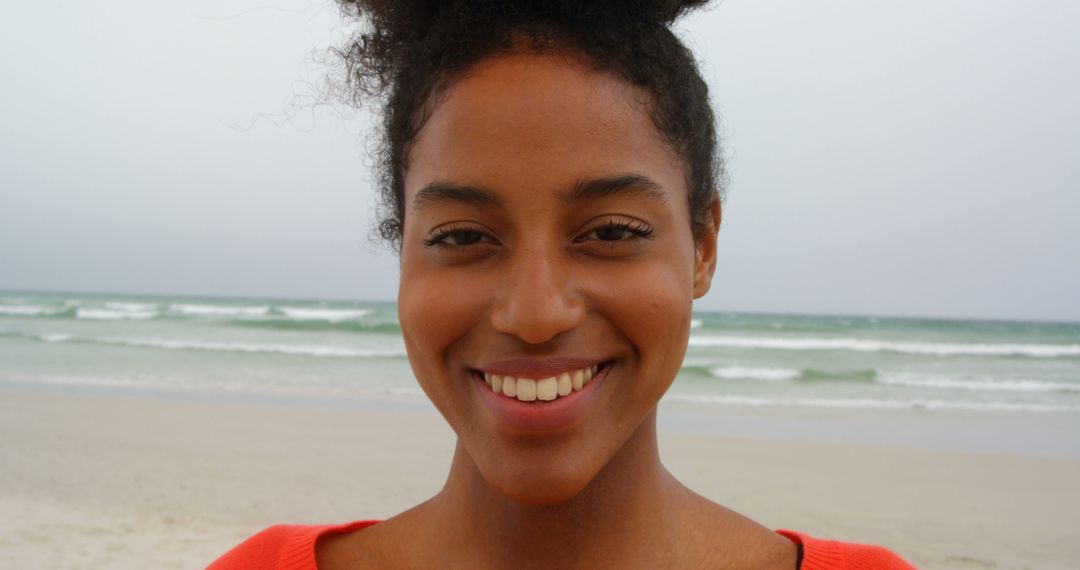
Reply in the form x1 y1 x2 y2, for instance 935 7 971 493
692 197 721 299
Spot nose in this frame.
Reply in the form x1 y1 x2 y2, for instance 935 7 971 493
490 246 586 345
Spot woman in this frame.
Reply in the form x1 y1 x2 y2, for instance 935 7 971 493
212 1 914 567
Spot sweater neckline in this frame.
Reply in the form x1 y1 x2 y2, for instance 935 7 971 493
287 521 825 570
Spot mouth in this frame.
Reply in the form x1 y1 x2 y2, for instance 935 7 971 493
471 361 610 404
469 361 613 433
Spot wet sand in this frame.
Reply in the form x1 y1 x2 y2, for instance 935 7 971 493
2 390 1078 569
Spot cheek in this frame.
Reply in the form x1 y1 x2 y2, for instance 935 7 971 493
397 261 487 380
592 254 694 378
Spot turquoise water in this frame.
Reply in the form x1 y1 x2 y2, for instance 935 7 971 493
2 291 1079 416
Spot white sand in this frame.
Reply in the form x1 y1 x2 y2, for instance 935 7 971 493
2 390 1078 569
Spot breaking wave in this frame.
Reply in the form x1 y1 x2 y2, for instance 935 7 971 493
29 333 406 358
877 374 1080 393
681 365 878 383
687 335 1080 358
0 301 385 327
169 304 271 317
707 366 801 381
77 308 158 321
663 394 1080 413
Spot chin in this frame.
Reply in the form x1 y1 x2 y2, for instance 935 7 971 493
481 456 598 506
493 477 591 506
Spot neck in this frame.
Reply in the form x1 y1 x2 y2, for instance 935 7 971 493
425 408 699 569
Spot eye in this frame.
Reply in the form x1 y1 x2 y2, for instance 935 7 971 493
576 217 654 243
423 224 496 248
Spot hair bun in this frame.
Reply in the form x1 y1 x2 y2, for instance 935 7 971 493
347 0 710 34
550 0 712 26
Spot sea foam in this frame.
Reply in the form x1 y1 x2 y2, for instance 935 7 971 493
38 333 74 343
105 302 158 312
878 374 1080 393
687 335 1080 358
278 307 373 322
77 308 158 321
663 394 1080 413
708 366 801 381
0 304 50 316
169 304 270 317
34 333 405 358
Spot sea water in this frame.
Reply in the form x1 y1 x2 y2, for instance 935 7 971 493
3 292 1079 454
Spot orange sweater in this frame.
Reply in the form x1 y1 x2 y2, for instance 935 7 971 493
208 521 915 569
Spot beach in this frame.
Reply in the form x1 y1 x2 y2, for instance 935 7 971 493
3 293 1080 568
3 389 1079 569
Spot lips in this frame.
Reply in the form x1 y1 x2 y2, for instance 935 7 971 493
470 360 612 433
481 364 598 402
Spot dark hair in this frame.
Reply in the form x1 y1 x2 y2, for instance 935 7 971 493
336 0 723 251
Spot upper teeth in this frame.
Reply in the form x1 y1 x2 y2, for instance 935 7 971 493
483 365 599 403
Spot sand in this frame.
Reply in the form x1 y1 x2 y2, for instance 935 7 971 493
2 389 1078 569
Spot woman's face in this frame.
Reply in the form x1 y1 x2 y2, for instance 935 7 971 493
397 52 718 504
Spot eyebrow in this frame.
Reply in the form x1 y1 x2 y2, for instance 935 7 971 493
410 174 667 213
561 175 668 204
410 183 503 213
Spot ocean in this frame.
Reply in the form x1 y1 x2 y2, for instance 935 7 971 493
3 291 1079 454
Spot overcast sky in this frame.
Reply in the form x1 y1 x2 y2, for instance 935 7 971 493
1 1 1077 322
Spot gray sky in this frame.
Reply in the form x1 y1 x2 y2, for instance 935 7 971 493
1 1 1077 322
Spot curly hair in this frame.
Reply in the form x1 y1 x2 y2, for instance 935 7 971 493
335 0 723 251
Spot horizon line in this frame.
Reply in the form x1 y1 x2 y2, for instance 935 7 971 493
2 286 1078 327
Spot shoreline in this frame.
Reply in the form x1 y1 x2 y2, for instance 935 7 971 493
2 389 1080 569
9 380 1080 458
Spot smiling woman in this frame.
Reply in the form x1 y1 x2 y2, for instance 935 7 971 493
209 1 913 568
398 53 709 511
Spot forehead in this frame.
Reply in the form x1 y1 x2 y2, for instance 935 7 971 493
404 52 686 205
